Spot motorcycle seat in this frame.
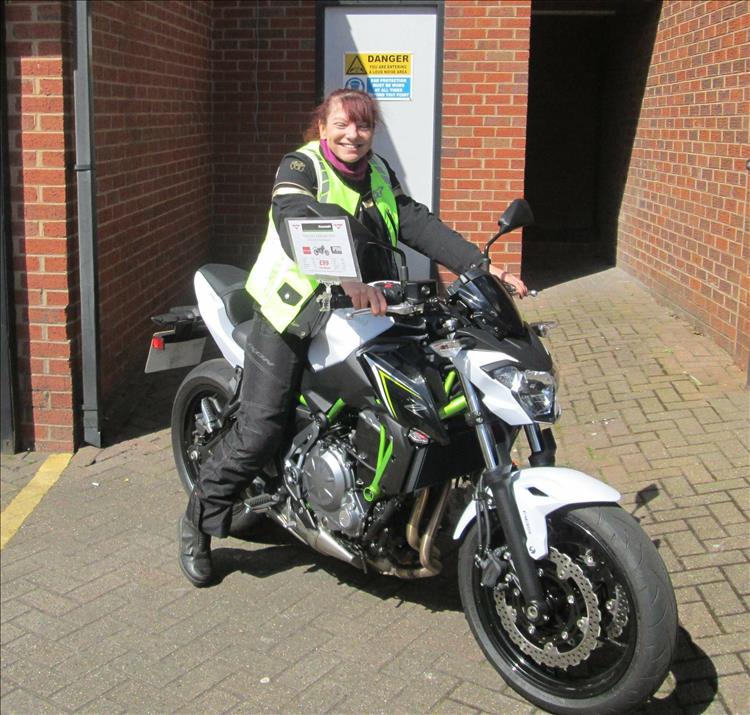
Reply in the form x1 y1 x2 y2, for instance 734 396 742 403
232 319 254 352
198 263 254 326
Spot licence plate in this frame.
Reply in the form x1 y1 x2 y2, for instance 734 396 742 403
145 330 206 373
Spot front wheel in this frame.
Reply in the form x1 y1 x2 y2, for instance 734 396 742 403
458 504 677 714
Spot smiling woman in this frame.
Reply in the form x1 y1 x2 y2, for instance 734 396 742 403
317 96 375 164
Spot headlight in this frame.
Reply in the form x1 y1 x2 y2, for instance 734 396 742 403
491 366 559 422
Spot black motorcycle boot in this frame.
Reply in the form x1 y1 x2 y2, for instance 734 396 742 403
178 512 214 587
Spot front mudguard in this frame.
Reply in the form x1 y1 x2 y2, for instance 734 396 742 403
453 467 620 559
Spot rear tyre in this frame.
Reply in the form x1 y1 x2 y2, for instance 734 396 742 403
171 358 262 538
458 504 677 714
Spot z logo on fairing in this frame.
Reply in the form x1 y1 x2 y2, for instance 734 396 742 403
404 399 428 417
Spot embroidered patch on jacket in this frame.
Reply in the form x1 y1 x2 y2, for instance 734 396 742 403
289 159 306 172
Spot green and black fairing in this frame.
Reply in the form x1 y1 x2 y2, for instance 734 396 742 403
359 342 449 445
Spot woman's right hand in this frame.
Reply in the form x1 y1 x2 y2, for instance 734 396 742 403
340 280 387 316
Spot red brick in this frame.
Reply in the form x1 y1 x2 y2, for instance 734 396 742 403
41 221 70 238
19 203 67 221
41 186 68 202
18 132 65 150
34 408 74 427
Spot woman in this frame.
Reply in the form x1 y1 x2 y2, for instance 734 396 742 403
179 89 527 586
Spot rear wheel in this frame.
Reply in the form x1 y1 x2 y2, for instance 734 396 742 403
171 358 262 537
458 504 677 714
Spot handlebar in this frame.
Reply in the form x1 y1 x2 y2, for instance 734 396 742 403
503 281 538 298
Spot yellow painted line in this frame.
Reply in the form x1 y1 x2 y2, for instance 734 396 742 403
1 453 72 550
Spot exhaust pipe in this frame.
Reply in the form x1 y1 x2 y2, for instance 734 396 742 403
406 487 429 551
375 481 451 579
267 503 364 569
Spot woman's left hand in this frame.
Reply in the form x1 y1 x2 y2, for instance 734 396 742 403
489 265 528 298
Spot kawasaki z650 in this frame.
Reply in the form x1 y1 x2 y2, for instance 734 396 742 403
147 200 677 714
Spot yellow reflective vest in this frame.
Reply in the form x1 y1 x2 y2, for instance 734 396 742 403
246 141 400 333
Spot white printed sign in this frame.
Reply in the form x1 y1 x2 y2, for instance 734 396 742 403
286 218 361 281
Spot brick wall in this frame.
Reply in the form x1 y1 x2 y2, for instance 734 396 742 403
618 0 750 372
91 0 214 403
5 0 78 451
439 0 531 284
212 0 317 269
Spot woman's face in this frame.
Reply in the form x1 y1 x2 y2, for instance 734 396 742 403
319 99 374 163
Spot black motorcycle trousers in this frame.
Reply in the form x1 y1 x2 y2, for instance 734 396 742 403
188 314 306 537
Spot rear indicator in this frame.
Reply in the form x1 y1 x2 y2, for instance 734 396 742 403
151 335 165 350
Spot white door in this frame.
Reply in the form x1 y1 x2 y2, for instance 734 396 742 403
323 5 440 280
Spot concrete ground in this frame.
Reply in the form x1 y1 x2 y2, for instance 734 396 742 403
1 267 748 714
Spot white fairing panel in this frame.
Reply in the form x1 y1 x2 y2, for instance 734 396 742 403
453 349 531 425
452 467 621 558
194 272 244 368
308 309 394 371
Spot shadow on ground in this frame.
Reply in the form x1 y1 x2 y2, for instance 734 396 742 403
214 525 718 713
638 627 719 714
522 244 613 291
211 522 462 614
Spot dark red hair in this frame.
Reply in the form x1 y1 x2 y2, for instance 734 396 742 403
303 89 381 142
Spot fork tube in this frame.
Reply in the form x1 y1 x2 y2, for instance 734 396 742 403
462 375 548 614
459 375 498 469
524 424 542 453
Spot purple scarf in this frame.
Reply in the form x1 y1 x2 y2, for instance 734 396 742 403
320 139 371 182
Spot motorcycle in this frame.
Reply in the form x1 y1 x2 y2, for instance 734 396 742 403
146 200 677 714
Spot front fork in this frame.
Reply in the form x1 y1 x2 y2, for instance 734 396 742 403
461 376 553 623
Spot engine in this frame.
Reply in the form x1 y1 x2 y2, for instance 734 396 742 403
300 439 369 537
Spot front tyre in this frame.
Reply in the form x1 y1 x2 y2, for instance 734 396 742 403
458 505 677 714
171 358 262 538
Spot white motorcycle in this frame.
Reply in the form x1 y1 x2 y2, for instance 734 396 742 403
148 200 677 713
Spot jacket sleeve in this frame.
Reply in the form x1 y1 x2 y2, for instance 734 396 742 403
382 158 484 274
270 152 328 260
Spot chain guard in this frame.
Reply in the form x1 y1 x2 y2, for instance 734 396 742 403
493 548 602 669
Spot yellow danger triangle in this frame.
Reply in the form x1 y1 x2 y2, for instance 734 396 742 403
346 55 367 75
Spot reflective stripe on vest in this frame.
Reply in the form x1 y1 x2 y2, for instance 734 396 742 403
246 141 398 333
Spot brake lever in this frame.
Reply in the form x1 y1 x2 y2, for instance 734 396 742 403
502 281 538 298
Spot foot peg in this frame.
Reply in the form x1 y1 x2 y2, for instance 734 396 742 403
244 493 281 513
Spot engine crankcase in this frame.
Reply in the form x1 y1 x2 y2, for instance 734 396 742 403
301 441 367 537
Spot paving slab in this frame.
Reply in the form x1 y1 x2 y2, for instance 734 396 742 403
1 267 748 714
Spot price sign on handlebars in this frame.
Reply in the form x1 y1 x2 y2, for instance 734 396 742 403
286 217 361 282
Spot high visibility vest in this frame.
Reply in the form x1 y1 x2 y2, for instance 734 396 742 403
246 141 400 333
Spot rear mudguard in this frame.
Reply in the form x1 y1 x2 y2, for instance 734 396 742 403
453 467 620 559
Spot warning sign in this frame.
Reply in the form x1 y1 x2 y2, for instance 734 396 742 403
345 55 368 75
345 53 411 76
343 52 412 102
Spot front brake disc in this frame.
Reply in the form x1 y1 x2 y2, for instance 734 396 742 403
494 547 602 669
